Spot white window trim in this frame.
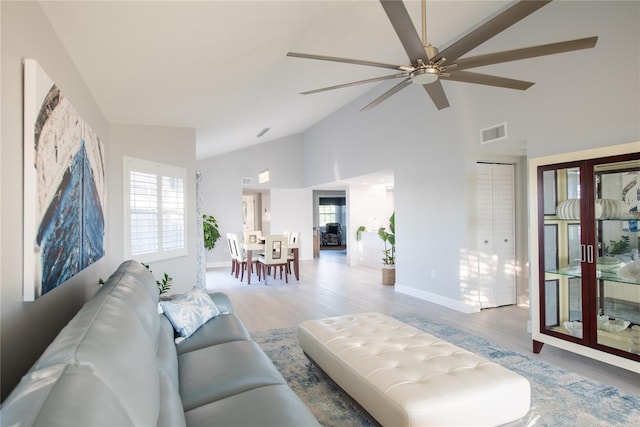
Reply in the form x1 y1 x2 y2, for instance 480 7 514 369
123 156 187 262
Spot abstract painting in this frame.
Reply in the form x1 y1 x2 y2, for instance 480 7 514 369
23 59 106 301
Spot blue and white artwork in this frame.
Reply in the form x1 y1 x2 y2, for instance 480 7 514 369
23 59 106 300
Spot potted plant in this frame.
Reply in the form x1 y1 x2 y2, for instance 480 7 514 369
203 214 221 251
141 263 173 295
378 212 395 285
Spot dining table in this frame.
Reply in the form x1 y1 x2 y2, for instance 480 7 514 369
244 240 299 285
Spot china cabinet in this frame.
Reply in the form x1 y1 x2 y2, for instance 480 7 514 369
529 142 640 372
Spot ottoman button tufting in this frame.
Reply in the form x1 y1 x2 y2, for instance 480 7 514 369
299 312 530 427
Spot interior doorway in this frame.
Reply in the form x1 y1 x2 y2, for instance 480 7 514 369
242 191 264 234
314 191 347 256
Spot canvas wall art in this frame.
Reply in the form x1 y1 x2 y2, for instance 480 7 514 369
23 58 106 301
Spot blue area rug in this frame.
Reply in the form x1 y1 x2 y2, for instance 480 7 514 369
252 313 640 427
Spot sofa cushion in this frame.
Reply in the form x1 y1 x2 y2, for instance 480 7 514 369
184 384 320 427
2 364 135 427
176 313 251 355
160 287 220 339
178 340 286 411
157 363 187 427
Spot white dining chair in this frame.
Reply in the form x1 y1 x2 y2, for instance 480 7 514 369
231 233 257 283
244 230 262 245
226 233 237 276
286 231 299 274
258 234 289 285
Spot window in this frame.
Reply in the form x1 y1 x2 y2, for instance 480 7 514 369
124 157 186 261
318 205 337 227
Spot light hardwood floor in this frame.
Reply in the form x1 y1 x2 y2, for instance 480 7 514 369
206 250 639 396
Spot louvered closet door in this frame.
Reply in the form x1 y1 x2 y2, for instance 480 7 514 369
477 163 516 308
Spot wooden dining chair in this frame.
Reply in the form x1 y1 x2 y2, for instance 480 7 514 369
258 234 289 285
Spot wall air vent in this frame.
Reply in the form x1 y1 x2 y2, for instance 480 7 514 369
241 177 255 186
480 122 507 144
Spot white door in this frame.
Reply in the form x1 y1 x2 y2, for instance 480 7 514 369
477 163 516 308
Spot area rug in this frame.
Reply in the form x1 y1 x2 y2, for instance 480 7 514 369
252 313 640 427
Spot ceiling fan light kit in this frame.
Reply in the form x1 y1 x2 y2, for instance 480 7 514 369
411 67 439 85
287 0 598 111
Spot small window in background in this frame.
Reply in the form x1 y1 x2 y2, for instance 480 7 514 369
319 205 337 227
124 157 186 262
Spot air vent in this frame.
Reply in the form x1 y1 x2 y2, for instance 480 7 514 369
480 122 507 144
241 177 255 186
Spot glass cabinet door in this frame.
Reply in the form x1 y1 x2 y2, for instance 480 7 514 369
539 164 585 341
592 157 640 356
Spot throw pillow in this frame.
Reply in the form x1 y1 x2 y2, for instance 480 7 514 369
160 287 220 339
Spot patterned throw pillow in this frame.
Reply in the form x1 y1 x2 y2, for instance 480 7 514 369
160 287 220 339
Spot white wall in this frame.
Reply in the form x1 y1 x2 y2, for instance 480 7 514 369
347 184 393 267
270 189 314 260
196 1 639 312
1 3 199 399
1 1 111 399
109 124 198 294
299 0 639 312
197 134 304 268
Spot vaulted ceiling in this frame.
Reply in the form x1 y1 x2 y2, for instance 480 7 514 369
39 1 600 159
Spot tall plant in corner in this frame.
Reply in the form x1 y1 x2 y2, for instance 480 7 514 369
378 212 395 265
203 214 221 251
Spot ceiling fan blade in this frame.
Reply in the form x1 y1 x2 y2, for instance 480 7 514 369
379 0 429 63
360 78 412 111
287 52 409 71
441 71 534 90
300 73 408 95
432 0 551 64
454 37 598 70
423 80 450 110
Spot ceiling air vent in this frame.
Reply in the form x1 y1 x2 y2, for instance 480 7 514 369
480 122 507 144
241 177 255 186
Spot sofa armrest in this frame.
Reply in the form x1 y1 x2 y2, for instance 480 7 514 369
208 292 233 314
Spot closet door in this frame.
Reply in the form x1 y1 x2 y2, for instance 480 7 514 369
477 163 516 308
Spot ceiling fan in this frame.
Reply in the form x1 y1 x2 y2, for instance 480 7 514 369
287 0 597 111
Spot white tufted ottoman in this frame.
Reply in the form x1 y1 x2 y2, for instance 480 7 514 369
298 313 530 427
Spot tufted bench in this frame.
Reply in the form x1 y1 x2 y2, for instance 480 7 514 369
298 312 530 426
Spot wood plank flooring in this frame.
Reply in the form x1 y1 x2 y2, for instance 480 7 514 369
206 250 639 396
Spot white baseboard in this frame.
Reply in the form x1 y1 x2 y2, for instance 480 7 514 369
206 261 231 269
395 284 481 314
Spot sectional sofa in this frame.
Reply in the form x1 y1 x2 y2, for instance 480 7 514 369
1 260 319 426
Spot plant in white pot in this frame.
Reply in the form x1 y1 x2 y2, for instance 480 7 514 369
378 212 395 285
